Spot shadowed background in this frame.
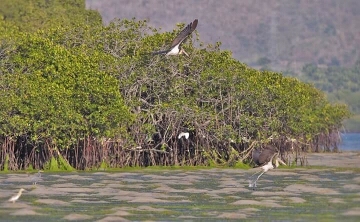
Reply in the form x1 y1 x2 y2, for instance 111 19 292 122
86 0 360 73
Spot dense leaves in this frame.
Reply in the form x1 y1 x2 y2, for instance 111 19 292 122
0 0 102 33
0 1 351 170
287 62 360 132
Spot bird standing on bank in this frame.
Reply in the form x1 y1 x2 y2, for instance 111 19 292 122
8 188 26 203
248 145 286 188
31 170 43 185
152 19 198 57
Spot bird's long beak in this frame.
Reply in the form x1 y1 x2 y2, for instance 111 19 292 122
277 158 287 166
179 48 189 57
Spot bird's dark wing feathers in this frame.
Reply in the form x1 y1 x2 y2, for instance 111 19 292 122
255 145 278 166
152 49 170 55
170 19 198 48
252 148 261 165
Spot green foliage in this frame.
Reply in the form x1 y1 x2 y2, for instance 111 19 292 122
99 160 108 171
234 161 251 169
291 61 360 131
0 0 351 169
96 18 350 162
0 28 133 148
43 155 73 171
3 154 9 171
58 154 75 171
27 164 34 171
49 156 59 171
0 0 102 33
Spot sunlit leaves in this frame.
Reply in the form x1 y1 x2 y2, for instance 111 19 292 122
0 28 133 148
0 0 102 33
0 9 351 163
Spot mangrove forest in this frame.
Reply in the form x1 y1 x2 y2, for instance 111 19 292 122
0 0 351 171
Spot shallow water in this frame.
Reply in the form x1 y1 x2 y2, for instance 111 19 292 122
341 133 360 151
1 168 360 221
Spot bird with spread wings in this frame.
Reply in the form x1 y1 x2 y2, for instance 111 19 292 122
152 19 198 57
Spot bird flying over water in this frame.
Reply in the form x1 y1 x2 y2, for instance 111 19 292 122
152 19 198 57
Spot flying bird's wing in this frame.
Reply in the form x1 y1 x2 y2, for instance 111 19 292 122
170 19 198 48
252 148 261 165
152 49 170 55
257 145 277 166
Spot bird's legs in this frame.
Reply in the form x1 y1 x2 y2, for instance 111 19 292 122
31 170 42 185
248 169 266 188
249 169 263 178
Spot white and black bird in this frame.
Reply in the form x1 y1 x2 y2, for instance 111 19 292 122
248 145 286 188
178 132 190 140
152 19 198 57
8 188 26 203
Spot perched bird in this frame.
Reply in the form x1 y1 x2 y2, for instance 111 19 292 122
31 170 43 185
8 188 26 203
152 19 198 57
248 145 286 188
178 132 190 140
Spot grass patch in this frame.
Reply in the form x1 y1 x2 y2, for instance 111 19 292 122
3 154 9 172
234 161 251 169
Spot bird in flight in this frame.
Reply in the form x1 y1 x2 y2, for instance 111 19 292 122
152 19 198 57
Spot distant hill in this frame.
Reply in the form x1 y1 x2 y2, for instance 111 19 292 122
86 0 360 73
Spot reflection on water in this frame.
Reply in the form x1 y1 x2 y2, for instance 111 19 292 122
341 133 360 151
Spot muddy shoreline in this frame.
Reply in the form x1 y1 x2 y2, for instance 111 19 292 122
307 151 360 168
1 151 359 221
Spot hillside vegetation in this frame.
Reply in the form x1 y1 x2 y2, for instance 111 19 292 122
283 62 360 132
86 0 360 71
86 0 360 132
0 0 350 170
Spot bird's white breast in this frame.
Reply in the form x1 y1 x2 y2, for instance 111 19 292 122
261 161 274 172
166 45 180 56
178 132 189 139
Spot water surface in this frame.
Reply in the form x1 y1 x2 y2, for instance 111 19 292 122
1 168 359 221
341 133 360 151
